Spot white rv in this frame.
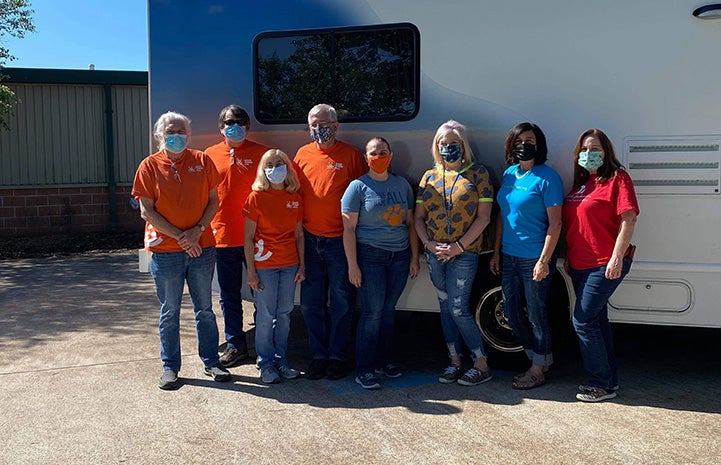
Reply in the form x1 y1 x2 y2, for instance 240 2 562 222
148 0 721 352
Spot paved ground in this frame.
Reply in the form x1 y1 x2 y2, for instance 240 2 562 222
1 252 720 465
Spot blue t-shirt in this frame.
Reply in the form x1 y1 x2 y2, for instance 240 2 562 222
341 173 414 252
497 163 564 259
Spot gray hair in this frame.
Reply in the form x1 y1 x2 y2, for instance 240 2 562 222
308 103 337 123
153 111 191 150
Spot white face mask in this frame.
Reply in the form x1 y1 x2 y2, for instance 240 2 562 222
264 164 288 184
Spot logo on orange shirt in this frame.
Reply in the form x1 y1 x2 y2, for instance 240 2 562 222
286 201 300 209
254 239 273 262
326 162 344 170
187 165 204 173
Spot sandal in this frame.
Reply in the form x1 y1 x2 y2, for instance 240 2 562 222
513 366 550 382
512 372 546 390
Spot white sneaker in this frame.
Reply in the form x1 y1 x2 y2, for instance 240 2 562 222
576 387 617 402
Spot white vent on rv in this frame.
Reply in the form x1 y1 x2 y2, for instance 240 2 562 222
623 137 721 195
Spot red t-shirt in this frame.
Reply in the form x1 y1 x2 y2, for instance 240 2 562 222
563 170 639 270
293 140 367 237
132 149 220 252
243 189 303 269
205 139 270 247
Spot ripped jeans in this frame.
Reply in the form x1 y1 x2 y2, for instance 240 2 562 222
425 250 487 361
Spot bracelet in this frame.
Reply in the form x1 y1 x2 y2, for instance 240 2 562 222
539 254 549 264
455 241 466 253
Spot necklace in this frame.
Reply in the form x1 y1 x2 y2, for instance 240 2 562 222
441 166 462 240
515 166 532 179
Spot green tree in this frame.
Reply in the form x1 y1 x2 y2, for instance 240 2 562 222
0 0 35 129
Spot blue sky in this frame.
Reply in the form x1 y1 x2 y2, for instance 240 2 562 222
4 0 148 71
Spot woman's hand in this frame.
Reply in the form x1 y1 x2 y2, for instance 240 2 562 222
605 255 623 280
295 266 305 283
490 251 501 275
533 260 550 282
348 263 362 288
247 271 261 291
409 257 420 279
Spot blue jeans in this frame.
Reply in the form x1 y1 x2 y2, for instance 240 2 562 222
300 230 355 361
254 265 299 369
425 251 487 361
150 247 220 372
215 246 248 352
570 255 632 390
502 253 555 366
355 244 410 376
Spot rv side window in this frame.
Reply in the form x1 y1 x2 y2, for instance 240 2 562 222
254 23 420 124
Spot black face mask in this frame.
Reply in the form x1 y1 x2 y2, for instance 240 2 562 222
513 142 537 162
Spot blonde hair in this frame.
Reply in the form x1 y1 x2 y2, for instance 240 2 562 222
252 149 300 193
431 120 475 170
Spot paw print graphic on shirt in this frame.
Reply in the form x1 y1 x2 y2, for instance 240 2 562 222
383 204 405 227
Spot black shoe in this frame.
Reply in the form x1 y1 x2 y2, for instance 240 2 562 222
306 359 329 380
219 346 249 368
326 360 348 380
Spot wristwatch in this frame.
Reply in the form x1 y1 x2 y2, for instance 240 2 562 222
197 223 206 232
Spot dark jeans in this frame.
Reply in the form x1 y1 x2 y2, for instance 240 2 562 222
300 230 355 361
502 253 556 366
355 243 410 376
215 246 248 352
570 255 632 390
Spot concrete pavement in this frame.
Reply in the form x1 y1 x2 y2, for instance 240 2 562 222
1 252 720 465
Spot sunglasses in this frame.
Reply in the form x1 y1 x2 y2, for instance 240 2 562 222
224 119 245 126
170 164 181 183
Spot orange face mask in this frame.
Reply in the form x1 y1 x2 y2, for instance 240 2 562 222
367 155 391 174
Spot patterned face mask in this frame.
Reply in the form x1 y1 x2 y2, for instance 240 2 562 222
578 150 604 172
439 144 462 163
310 125 335 144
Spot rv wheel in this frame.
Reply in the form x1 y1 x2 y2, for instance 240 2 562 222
475 286 523 353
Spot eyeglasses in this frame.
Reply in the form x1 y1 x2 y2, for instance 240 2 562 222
224 119 245 126
170 164 181 183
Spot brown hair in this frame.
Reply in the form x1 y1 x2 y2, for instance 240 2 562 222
503 122 548 165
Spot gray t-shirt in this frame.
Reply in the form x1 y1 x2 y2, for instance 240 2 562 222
341 173 414 252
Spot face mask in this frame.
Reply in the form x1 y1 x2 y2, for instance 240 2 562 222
310 125 335 144
224 124 246 142
265 164 288 184
439 144 462 163
164 134 187 153
578 150 604 172
513 142 537 162
367 155 391 174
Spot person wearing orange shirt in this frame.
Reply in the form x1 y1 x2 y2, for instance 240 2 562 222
244 149 305 384
132 111 230 390
205 105 270 367
293 104 367 380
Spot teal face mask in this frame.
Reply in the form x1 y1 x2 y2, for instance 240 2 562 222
578 150 604 172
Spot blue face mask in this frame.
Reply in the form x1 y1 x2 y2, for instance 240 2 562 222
165 134 187 154
265 164 288 184
578 150 604 172
224 124 246 142
439 144 462 163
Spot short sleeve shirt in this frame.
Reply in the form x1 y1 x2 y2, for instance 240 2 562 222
132 149 220 252
205 139 270 247
243 189 303 269
497 163 564 259
416 163 494 253
341 173 414 252
563 170 639 270
293 140 367 237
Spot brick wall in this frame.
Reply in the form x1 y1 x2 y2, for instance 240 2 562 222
0 185 145 237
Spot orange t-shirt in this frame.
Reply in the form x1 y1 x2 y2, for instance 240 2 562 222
243 189 303 269
132 149 220 252
205 139 270 247
293 140 367 237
